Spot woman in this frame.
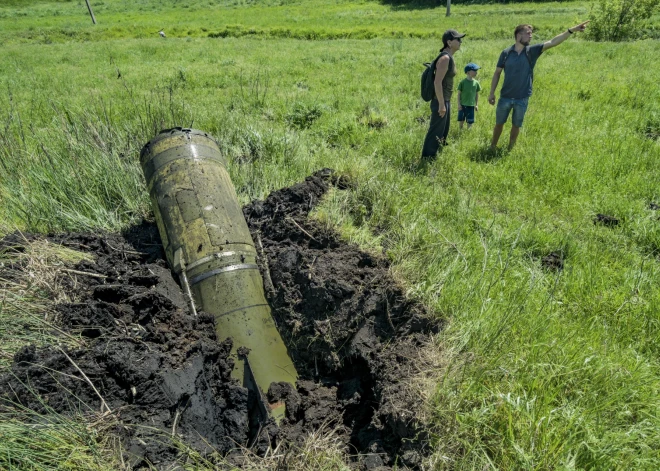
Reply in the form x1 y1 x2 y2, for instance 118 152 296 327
421 29 465 159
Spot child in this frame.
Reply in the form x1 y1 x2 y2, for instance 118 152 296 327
457 63 482 129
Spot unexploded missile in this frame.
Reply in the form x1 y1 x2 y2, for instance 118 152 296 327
140 128 298 423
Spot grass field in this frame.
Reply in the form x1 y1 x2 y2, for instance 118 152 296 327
7 0 660 43
1 0 660 469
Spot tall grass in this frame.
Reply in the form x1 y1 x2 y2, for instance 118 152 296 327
0 0 659 468
0 84 199 232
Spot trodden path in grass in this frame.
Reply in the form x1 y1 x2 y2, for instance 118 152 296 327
0 171 439 470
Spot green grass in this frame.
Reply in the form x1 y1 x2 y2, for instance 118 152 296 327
1 0 660 469
0 0 608 43
2 0 657 43
0 415 114 470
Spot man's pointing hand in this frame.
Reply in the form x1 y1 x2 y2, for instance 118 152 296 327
570 20 590 33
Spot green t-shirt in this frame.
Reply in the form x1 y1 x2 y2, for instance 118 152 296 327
457 78 482 106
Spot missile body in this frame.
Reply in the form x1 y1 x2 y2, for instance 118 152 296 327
140 128 297 422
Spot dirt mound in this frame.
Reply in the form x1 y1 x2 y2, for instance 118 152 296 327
594 213 619 227
2 227 249 468
0 171 439 470
541 251 564 271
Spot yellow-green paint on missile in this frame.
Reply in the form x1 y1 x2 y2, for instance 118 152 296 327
140 128 297 423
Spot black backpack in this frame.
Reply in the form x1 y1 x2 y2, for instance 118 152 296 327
420 52 444 102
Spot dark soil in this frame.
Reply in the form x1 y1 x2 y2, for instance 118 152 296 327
0 170 439 470
594 213 619 227
541 251 564 271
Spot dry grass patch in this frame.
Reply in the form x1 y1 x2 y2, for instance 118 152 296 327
169 424 352 471
0 235 92 367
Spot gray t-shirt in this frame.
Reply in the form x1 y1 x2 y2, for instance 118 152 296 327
496 43 544 99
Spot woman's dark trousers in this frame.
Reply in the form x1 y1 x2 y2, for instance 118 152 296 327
421 99 451 159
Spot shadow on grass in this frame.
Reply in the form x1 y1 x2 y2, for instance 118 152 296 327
414 157 434 174
121 218 166 263
404 152 445 175
468 146 506 163
380 0 538 11
378 0 441 11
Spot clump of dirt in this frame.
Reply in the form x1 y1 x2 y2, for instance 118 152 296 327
541 251 564 271
642 118 660 141
0 170 439 470
649 202 659 211
594 213 619 227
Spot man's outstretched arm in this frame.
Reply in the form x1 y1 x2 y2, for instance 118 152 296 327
542 21 590 51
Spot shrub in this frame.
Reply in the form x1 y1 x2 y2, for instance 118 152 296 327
358 104 388 130
587 0 660 41
285 102 323 129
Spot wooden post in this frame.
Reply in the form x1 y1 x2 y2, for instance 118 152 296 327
85 0 97 25
446 0 451 17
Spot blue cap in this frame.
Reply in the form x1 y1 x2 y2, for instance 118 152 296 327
464 62 481 73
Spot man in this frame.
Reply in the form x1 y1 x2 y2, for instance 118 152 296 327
488 21 589 150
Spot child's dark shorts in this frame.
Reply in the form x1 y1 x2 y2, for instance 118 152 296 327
458 106 475 124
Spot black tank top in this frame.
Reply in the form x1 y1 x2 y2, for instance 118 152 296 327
438 51 456 101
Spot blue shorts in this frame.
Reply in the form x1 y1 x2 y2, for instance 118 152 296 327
496 97 529 127
457 106 475 124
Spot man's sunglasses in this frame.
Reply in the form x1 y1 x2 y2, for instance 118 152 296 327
455 38 462 43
